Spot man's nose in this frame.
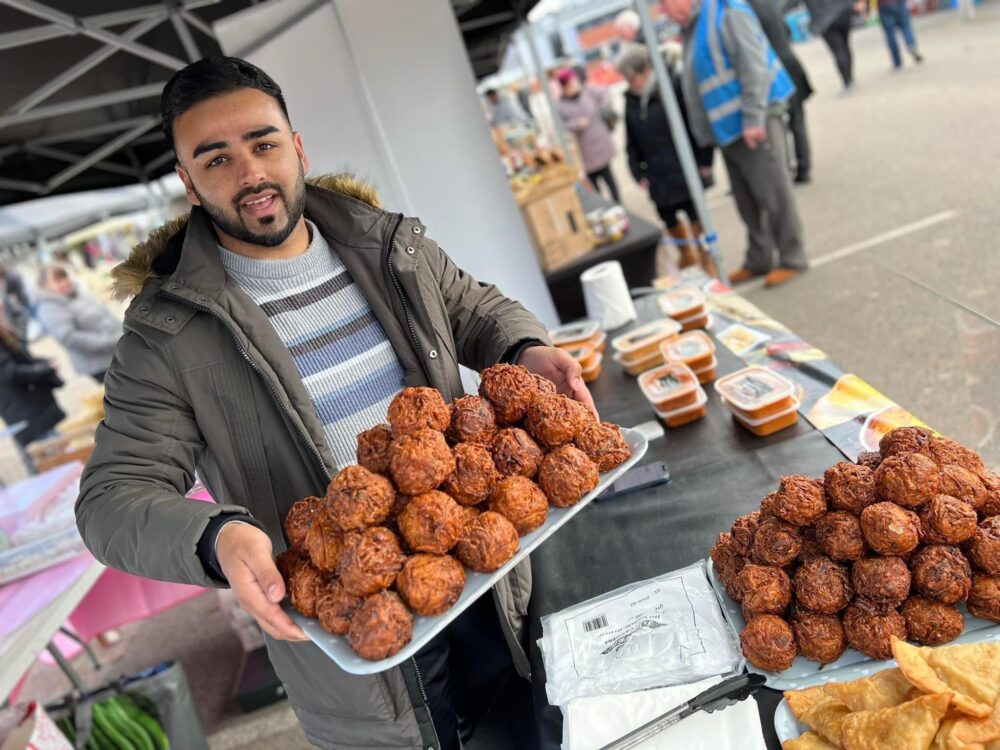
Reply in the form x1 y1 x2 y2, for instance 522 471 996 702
237 157 267 188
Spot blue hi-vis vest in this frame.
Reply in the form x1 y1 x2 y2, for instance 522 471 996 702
693 0 796 147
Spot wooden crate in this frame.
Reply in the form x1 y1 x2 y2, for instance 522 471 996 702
516 167 594 272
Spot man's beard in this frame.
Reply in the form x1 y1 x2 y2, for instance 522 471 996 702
195 163 307 248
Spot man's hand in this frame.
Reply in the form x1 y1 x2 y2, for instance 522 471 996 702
742 126 767 150
216 522 308 642
517 345 598 419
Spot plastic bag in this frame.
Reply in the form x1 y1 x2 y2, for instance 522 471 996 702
538 560 743 707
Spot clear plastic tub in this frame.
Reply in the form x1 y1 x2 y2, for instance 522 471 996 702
714 367 796 421
730 397 800 436
678 311 711 332
657 287 706 321
692 356 719 385
660 331 717 372
638 363 700 412
592 331 607 353
551 320 601 349
581 353 603 383
564 341 599 370
653 387 708 427
611 319 682 364
612 348 665 376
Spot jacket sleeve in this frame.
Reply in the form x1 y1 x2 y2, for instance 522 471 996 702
423 240 551 371
0 343 57 386
76 331 256 588
723 9 770 130
625 113 646 183
37 300 121 354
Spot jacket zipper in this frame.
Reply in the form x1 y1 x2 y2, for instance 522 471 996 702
159 291 331 485
410 656 442 748
385 214 429 380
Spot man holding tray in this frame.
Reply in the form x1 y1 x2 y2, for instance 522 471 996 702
76 57 595 750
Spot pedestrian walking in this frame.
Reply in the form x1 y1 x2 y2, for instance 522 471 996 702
555 68 621 202
874 0 924 69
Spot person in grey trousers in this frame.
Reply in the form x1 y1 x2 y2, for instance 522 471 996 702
664 0 808 286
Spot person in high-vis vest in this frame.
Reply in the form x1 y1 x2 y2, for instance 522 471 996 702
663 0 809 287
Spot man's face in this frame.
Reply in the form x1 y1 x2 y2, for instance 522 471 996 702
172 88 310 249
662 0 693 27
627 68 652 95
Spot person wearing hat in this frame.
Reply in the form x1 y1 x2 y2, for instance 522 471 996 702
555 68 620 202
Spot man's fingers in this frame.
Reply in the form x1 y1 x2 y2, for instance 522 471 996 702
571 377 600 420
231 565 308 641
242 549 286 603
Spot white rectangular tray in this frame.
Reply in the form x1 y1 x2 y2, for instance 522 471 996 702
289 427 648 675
707 559 1000 691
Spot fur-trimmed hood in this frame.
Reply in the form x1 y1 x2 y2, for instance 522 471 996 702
110 174 383 301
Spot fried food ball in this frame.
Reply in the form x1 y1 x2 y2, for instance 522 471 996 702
875 452 941 508
791 610 847 665
798 538 826 564
740 615 797 672
348 591 413 661
455 511 519 572
938 464 988 511
396 554 466 616
489 475 548 535
919 494 978 544
305 508 347 571
447 395 496 446
356 424 393 474
842 600 907 660
574 422 631 473
730 511 762 558
967 517 1000 575
879 426 934 458
492 428 543 479
524 393 590 449
793 557 852 614
751 516 803 567
759 491 778 518
771 475 827 526
338 527 405 597
387 386 450 437
920 436 984 472
441 443 499 506
276 547 308 588
284 495 324 549
389 429 456 495
397 490 466 555
478 363 538 424
457 504 481 527
290 561 327 617
537 445 599 508
823 463 877 515
977 468 1000 518
911 545 972 604
711 532 748 600
814 511 867 562
900 595 964 646
851 556 911 608
326 465 395 532
855 451 883 470
968 574 1000 622
532 374 558 395
316 578 363 635
736 564 792 617
860 501 921 556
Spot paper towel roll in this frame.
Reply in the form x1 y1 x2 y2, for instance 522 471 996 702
580 261 637 330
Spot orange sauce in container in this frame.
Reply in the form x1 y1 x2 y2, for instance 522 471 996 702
611 319 682 364
692 357 718 385
657 287 706 322
731 398 800 436
551 320 602 349
654 387 708 427
592 331 607 353
564 341 599 370
639 363 700 412
678 312 711 332
612 348 665 376
581 353 603 383
715 367 797 421
661 331 716 372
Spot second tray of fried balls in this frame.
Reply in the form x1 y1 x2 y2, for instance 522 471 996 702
875 452 941 508
793 557 852 615
736 564 791 617
791 610 847 665
823 463 876 515
538 445 599 508
396 554 467 616
490 475 548 535
919 494 977 545
455 511 519 573
859 502 921 556
968 574 1000 622
390 428 456 495
968 517 1000 575
397 490 466 555
851 556 911 608
741 615 797 672
911 544 972 604
900 595 964 646
814 511 866 562
842 600 907 660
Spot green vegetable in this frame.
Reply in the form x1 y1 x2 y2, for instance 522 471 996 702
102 699 152 750
92 702 135 750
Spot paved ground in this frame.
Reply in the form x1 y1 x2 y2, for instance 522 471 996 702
606 1 1000 468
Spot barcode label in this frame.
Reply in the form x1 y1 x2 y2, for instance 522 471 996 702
582 614 608 632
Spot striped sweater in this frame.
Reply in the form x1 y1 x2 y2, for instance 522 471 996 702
219 221 405 470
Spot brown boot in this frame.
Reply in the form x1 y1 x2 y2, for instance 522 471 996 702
728 268 760 284
764 267 802 287
688 221 719 279
667 224 699 269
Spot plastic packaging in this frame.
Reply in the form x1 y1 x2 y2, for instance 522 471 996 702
639 363 700 412
592 331 607 353
661 331 716 371
692 357 719 385
653 387 708 427
679 312 711 332
730 397 800 436
657 287 706 321
612 348 665 376
551 320 601 349
714 367 796 420
564 341 599 370
611 319 682 364
581 353 603 383
539 561 744 707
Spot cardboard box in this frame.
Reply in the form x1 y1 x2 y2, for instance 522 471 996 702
516 167 594 272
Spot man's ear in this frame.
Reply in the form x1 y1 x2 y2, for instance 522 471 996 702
293 131 310 175
175 163 201 206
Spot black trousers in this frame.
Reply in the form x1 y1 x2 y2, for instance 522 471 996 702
822 11 854 87
787 93 810 173
586 165 620 203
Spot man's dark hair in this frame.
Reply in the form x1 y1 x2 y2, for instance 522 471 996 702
485 89 499 100
160 56 290 150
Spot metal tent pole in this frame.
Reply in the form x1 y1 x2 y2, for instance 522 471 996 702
633 1 728 284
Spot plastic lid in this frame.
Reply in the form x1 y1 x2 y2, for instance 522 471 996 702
661 331 716 365
692 355 719 374
550 320 601 347
611 348 662 368
582 352 604 374
638 362 699 405
657 287 706 319
729 396 800 427
714 367 796 412
611 318 682 355
564 341 597 362
653 386 708 419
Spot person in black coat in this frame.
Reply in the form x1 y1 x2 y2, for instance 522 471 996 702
618 44 716 274
0 305 64 448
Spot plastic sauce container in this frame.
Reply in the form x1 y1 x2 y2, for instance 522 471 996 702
612 348 665 376
660 331 716 372
564 341 599 370
654 387 708 427
639 363 700 412
551 320 602 349
581 353 603 383
611 319 682 364
657 287 706 321
714 367 797 422
592 331 607 353
692 356 719 385
730 397 800 436
678 311 711 332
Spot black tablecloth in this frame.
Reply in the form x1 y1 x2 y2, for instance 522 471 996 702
527 295 847 749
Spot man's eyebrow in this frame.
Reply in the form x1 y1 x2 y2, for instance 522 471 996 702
244 125 279 141
193 140 227 159
191 126 280 159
